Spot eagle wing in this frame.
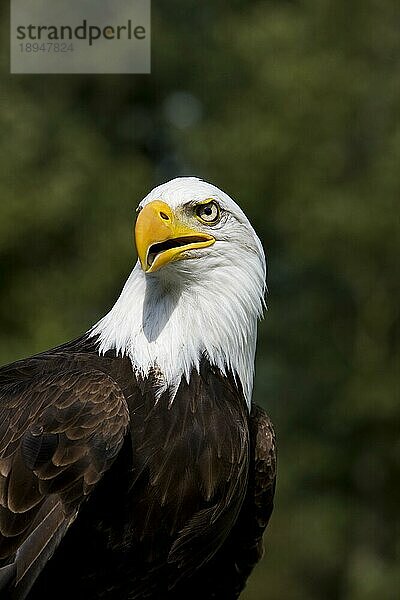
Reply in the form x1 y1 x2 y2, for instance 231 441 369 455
233 403 276 596
0 365 129 600
203 403 277 599
247 403 277 558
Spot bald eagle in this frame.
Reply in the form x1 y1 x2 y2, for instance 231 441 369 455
0 178 276 599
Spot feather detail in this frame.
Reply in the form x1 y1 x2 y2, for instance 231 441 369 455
0 366 129 598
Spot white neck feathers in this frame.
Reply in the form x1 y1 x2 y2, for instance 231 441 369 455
90 253 265 409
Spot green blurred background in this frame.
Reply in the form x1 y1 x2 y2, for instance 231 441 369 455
1 1 399 598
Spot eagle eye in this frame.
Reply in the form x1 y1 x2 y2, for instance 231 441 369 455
195 200 221 225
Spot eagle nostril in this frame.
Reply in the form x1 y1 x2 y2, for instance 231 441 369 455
160 212 170 221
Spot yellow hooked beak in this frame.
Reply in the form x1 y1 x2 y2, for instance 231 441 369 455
135 200 215 273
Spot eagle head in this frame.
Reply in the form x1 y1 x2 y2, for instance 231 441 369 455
134 177 266 286
93 177 266 407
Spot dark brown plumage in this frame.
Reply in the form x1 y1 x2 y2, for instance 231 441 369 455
0 335 275 599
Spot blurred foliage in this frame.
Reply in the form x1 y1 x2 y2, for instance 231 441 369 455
0 1 399 598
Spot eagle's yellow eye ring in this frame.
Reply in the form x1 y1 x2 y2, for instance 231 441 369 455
195 200 221 225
